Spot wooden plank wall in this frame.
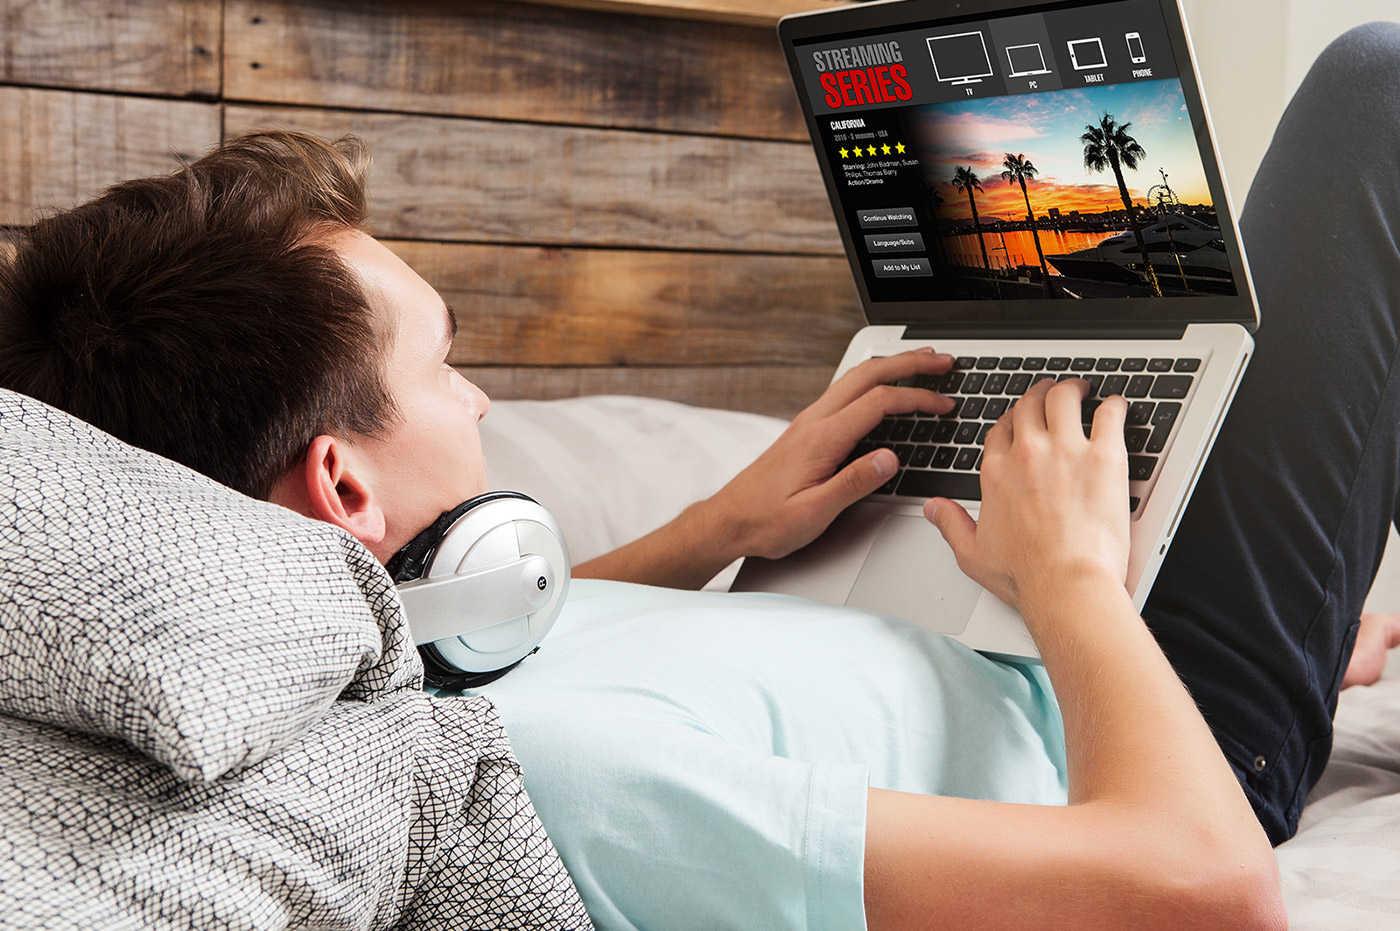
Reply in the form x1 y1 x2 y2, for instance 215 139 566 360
1 0 864 418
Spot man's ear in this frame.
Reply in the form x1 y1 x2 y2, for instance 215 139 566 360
294 434 387 547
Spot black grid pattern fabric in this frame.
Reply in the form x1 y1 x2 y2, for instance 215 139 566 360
0 389 591 929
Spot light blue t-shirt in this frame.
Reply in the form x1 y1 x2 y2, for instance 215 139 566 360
469 580 1067 931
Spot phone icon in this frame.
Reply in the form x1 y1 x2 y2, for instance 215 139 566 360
1126 32 1146 64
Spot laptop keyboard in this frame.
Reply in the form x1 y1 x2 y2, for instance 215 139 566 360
852 355 1201 513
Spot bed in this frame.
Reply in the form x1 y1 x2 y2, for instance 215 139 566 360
3 388 1395 927
481 393 1400 930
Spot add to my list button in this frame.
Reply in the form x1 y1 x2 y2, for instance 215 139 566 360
872 257 932 277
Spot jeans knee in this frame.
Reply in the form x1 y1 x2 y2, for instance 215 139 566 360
1309 22 1400 89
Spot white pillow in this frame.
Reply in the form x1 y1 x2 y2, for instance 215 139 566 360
480 395 787 565
0 388 420 783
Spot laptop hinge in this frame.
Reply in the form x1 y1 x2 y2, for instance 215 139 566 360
900 323 1189 342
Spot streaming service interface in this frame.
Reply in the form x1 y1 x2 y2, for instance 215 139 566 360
793 0 1239 304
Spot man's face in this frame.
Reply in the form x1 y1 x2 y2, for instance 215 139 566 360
332 230 492 561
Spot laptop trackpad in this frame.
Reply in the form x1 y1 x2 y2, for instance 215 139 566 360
845 515 982 635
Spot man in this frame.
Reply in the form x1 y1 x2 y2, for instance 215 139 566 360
0 129 1282 929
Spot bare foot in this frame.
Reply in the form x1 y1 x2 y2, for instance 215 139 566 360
1343 612 1400 689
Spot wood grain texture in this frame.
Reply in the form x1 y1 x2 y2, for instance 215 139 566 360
225 0 808 141
458 364 833 419
512 0 855 28
386 240 862 366
0 0 221 96
224 105 843 254
0 87 220 225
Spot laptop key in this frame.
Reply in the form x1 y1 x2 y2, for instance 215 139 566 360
940 370 966 393
960 397 987 419
911 420 937 443
1151 401 1181 427
933 420 957 443
955 356 977 369
1125 375 1154 398
1071 357 1095 371
1128 455 1158 481
1095 358 1122 372
954 448 981 470
895 469 981 500
976 356 999 370
999 356 1023 371
1122 358 1148 372
954 422 981 444
932 446 957 469
1006 373 1032 395
1047 357 1071 371
1174 358 1202 372
1127 401 1155 425
1145 424 1172 454
911 445 934 468
984 398 1009 420
1023 357 1047 371
890 419 915 441
1125 427 1150 453
984 373 1009 394
1101 374 1130 398
1149 375 1193 399
1082 398 1102 423
976 422 995 445
962 372 987 394
1148 358 1174 372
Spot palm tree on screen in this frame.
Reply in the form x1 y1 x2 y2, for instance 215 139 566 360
1081 112 1162 296
952 166 993 275
1001 152 1052 296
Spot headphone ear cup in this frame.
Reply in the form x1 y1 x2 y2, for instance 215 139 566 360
394 492 570 688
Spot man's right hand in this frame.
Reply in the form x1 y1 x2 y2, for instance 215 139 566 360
924 376 1131 617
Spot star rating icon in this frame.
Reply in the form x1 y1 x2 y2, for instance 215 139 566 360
896 142 906 154
881 143 891 155
866 145 877 156
839 147 850 158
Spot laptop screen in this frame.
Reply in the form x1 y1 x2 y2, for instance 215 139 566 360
782 0 1257 330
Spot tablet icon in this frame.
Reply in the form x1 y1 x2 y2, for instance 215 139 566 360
1067 37 1108 71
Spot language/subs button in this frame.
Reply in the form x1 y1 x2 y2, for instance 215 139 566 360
865 232 925 253
858 207 917 228
872 257 932 278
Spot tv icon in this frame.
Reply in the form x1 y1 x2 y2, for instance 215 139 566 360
927 31 994 86
1067 37 1108 71
1005 43 1051 78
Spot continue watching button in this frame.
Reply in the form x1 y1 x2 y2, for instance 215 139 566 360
872 257 933 278
858 207 917 228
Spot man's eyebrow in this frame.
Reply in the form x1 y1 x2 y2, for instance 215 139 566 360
442 303 459 350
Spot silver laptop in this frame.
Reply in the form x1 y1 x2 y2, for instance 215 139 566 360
732 0 1257 661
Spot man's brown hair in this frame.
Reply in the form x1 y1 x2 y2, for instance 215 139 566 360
0 131 396 499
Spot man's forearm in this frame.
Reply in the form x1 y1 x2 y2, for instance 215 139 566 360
864 570 1284 931
573 498 742 590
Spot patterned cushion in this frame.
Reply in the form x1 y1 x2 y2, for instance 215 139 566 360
0 388 592 928
0 388 418 783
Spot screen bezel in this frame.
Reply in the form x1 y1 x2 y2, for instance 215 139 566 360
778 0 1259 333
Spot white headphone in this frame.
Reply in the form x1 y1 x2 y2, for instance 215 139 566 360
388 492 570 690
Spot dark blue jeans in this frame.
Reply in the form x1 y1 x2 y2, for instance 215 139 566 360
1143 22 1400 845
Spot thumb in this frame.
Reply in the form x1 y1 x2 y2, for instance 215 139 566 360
925 497 977 562
822 447 899 509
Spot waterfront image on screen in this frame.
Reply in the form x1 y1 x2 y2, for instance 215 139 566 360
907 78 1234 300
